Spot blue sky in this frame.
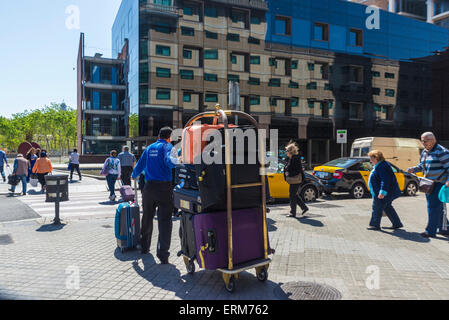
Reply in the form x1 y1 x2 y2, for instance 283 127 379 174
0 0 122 118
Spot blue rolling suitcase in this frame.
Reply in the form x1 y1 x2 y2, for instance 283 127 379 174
115 182 141 253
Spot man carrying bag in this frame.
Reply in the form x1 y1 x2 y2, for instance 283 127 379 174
408 132 449 238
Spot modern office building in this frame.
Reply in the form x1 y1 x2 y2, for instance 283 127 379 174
350 0 449 28
77 33 129 155
106 0 448 166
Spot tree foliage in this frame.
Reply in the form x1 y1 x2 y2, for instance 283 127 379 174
0 103 77 154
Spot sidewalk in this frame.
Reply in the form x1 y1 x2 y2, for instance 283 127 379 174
2 190 449 300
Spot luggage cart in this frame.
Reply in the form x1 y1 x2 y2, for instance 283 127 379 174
181 104 273 293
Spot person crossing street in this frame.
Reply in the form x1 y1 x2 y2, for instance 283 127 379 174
0 149 9 182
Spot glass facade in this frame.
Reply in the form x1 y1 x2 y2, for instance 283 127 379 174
266 0 448 61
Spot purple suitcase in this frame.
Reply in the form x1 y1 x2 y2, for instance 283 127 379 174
193 208 269 270
120 185 135 202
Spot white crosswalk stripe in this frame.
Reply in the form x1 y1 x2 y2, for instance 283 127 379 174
17 191 143 219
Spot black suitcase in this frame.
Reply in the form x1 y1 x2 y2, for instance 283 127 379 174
174 187 205 214
179 212 197 260
174 164 199 190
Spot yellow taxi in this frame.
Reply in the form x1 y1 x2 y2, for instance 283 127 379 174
312 157 419 199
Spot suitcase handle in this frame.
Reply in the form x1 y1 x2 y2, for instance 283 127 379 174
207 230 217 253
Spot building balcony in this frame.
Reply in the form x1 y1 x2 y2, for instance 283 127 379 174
140 3 179 18
211 0 268 10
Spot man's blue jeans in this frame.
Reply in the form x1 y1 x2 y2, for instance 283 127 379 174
425 182 445 236
0 165 5 179
370 197 403 228
11 175 27 194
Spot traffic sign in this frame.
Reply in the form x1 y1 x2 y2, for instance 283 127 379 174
337 130 347 144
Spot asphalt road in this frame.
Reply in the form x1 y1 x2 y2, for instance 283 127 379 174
0 195 40 222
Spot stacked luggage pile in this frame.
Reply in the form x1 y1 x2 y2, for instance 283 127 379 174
176 106 273 292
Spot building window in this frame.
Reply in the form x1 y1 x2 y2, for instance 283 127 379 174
204 73 218 82
227 33 240 42
205 31 218 39
269 58 278 68
250 56 260 65
383 105 394 120
205 93 218 102
372 87 380 95
248 36 260 45
139 63 149 83
372 71 380 77
275 16 291 36
385 72 395 79
270 97 278 106
228 74 240 83
181 26 195 36
291 60 298 69
289 81 299 89
183 7 193 15
248 77 260 85
156 67 171 78
324 83 332 91
306 82 317 90
385 89 395 97
140 40 149 59
251 16 261 24
154 0 172 5
183 92 192 103
183 49 192 59
291 97 299 107
156 45 170 56
249 95 260 105
268 78 281 87
349 28 363 46
139 86 149 104
180 69 194 80
314 22 329 41
348 66 363 83
156 88 171 100
308 63 315 71
204 50 218 59
349 102 363 120
230 54 237 64
308 100 315 109
204 7 217 18
154 22 171 34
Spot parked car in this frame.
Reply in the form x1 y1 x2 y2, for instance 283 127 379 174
267 159 323 203
312 157 419 199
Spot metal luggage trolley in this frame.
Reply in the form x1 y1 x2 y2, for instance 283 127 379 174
181 104 272 293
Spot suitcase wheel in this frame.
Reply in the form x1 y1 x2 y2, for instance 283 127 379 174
256 267 268 282
186 260 195 275
223 275 236 293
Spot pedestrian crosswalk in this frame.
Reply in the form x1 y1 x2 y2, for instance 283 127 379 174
17 190 143 220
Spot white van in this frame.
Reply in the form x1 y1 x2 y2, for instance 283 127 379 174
351 137 424 172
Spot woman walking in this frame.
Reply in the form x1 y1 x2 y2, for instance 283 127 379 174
32 151 53 192
26 148 38 182
284 143 309 217
367 150 403 231
102 150 121 202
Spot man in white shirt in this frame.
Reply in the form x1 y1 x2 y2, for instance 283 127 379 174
69 149 82 181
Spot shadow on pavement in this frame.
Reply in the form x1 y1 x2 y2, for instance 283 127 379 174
267 218 277 232
131 256 282 300
114 247 149 262
293 215 325 227
36 223 67 232
27 190 44 195
379 229 430 243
